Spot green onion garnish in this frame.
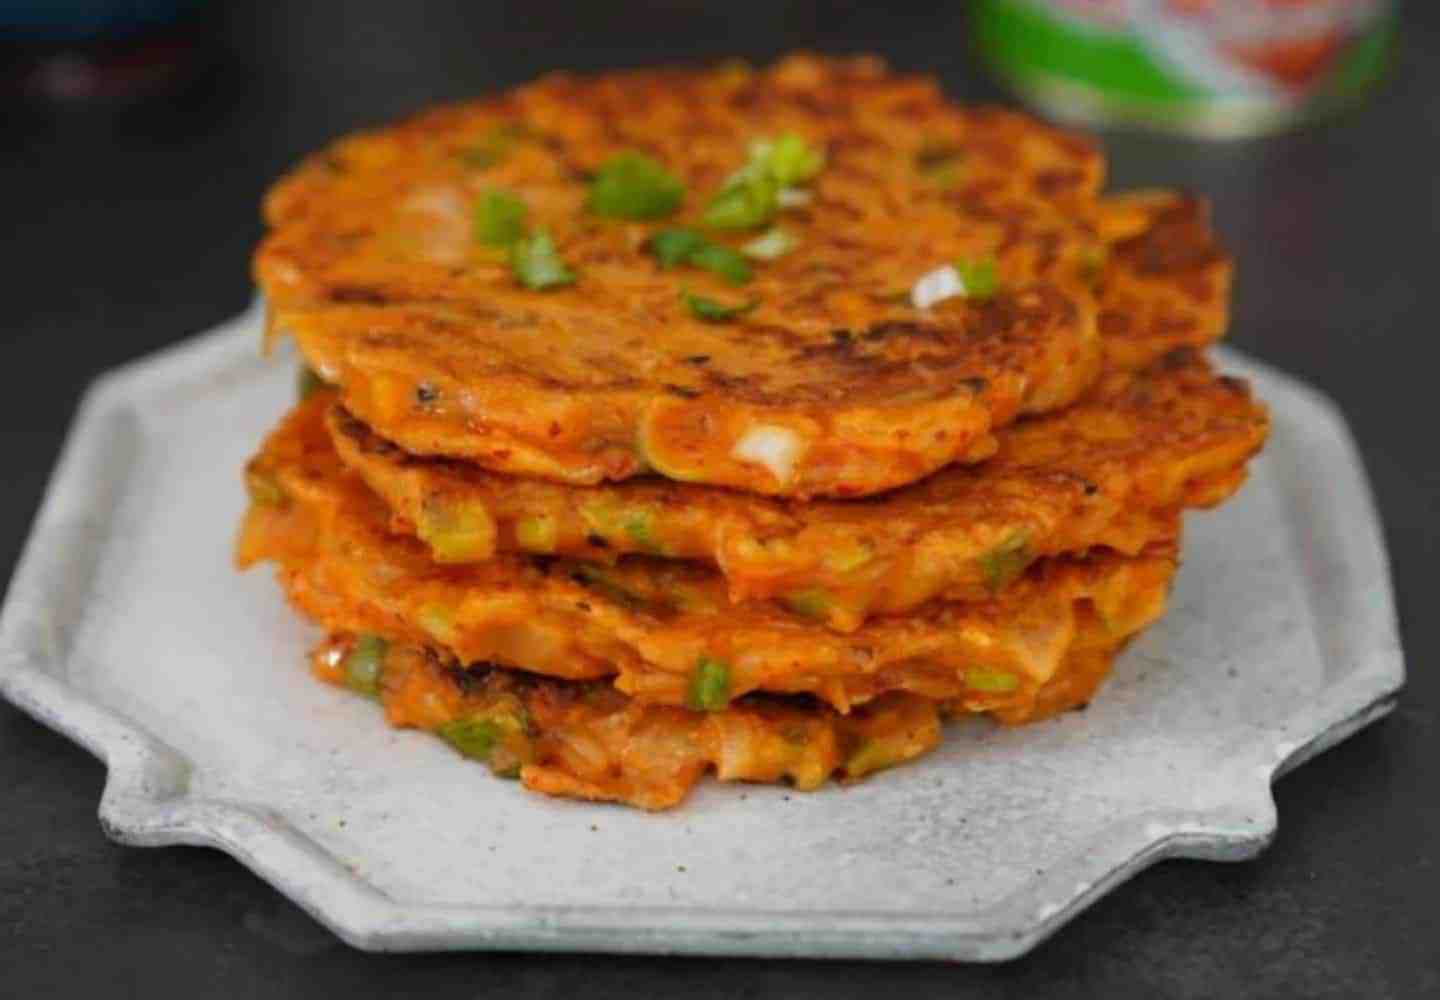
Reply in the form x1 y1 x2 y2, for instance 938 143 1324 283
437 718 501 762
648 228 752 284
687 243 752 285
685 656 731 711
588 151 685 220
954 256 999 300
741 227 796 261
341 635 388 698
979 532 1030 593
649 227 709 268
703 132 824 230
510 228 575 290
702 172 779 230
757 133 825 188
683 290 756 322
473 189 528 247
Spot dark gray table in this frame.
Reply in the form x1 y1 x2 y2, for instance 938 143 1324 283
3 4 1435 996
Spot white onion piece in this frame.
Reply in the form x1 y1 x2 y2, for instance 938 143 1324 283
910 264 965 310
731 424 804 487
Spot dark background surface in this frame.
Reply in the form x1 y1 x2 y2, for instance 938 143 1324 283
2 3 1435 997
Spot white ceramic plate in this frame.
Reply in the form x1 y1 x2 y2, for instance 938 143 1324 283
0 305 1404 961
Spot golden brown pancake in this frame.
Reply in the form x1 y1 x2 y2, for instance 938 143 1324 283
306 629 1136 811
256 54 1116 497
236 396 1178 714
325 349 1264 631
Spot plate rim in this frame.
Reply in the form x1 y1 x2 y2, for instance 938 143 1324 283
0 305 1406 961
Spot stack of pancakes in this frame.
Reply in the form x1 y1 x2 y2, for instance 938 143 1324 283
238 55 1268 810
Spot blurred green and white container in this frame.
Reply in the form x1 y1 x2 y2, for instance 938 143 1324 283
971 0 1396 138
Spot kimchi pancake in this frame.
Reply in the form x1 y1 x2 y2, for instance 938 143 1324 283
236 396 1178 713
256 54 1112 497
305 625 1139 811
327 348 1264 631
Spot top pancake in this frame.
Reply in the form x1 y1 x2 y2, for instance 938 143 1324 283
256 54 1116 497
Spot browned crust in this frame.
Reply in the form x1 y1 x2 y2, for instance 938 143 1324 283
255 54 1115 496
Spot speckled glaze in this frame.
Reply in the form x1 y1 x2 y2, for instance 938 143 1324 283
0 304 1403 961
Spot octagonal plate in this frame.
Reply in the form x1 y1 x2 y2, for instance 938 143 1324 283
0 304 1404 960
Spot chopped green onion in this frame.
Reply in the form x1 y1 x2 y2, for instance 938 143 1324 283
979 532 1030 593
649 227 709 268
648 228 752 284
703 133 823 230
702 171 779 230
473 189 528 247
759 133 825 188
954 256 999 300
686 656 731 711
785 588 833 620
297 365 328 401
438 718 501 762
510 228 575 290
683 291 756 323
965 667 1021 694
514 515 558 553
741 227 796 261
588 152 685 219
417 499 494 563
341 635 388 698
687 243 752 285
622 511 664 554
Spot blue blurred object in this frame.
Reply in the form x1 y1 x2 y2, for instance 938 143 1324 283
1 1 204 39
